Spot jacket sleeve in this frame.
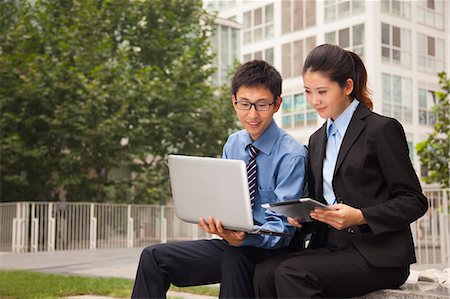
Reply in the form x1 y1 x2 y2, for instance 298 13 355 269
360 119 428 235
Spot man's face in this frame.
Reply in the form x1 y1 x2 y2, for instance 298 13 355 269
232 85 281 141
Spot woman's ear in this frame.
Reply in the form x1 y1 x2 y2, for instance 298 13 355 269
345 78 354 96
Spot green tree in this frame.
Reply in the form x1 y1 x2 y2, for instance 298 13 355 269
0 0 239 203
416 72 450 188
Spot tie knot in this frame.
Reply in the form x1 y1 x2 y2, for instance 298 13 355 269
249 145 259 159
328 123 337 137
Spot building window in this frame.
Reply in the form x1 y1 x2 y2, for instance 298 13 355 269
243 47 274 65
243 4 274 45
417 33 445 74
406 133 414 162
418 88 436 126
382 73 412 123
324 24 364 58
211 24 240 87
381 23 411 68
381 0 411 19
282 93 317 128
417 0 445 30
324 0 365 23
282 0 316 34
282 37 316 79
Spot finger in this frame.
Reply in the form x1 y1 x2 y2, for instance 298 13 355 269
288 217 302 227
208 216 218 233
216 220 225 234
198 218 212 233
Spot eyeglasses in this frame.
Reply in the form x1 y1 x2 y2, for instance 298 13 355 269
234 99 277 111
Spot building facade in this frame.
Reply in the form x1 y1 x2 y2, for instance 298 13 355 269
205 0 450 182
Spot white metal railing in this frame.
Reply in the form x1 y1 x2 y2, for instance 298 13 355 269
0 189 448 266
412 188 449 265
0 201 209 253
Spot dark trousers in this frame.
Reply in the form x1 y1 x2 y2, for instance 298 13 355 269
254 230 410 298
131 238 297 299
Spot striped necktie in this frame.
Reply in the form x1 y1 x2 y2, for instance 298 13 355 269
247 145 259 207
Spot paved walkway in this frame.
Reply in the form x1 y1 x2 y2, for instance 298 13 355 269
1 247 448 299
0 247 218 298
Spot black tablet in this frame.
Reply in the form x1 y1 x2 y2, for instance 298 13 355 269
262 198 330 222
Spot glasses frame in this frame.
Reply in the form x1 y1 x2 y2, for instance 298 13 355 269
234 97 278 111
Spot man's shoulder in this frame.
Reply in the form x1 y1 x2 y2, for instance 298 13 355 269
276 130 308 157
226 129 247 143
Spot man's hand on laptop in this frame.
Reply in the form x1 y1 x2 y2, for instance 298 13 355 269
199 216 246 246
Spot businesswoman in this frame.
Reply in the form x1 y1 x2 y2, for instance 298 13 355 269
253 44 428 298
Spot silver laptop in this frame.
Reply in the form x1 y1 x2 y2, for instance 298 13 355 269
168 155 289 236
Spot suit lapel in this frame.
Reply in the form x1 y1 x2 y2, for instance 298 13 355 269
311 123 327 202
334 104 371 175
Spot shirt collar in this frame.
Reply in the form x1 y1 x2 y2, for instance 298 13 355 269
327 99 359 137
244 120 279 155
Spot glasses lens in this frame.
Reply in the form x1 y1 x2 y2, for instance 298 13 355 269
236 102 251 110
255 103 270 111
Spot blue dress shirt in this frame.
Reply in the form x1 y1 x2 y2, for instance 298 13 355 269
323 99 360 205
223 120 308 249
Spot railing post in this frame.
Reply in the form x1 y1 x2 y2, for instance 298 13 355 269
48 203 55 251
90 203 97 250
30 203 38 252
12 202 28 253
440 190 449 265
127 205 134 248
161 206 167 244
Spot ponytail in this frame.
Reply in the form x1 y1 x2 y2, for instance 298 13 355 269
348 52 373 110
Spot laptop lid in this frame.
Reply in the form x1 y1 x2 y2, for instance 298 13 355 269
168 154 254 232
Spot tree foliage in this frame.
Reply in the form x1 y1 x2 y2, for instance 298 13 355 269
416 72 450 188
0 0 239 203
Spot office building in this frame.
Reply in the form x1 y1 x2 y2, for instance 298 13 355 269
205 0 449 180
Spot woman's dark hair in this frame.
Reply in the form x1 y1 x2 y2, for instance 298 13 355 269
232 60 282 99
302 44 373 110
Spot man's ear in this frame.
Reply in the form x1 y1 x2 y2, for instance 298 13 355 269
274 96 282 113
231 95 238 110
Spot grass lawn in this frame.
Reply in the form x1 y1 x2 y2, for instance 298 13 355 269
0 270 219 299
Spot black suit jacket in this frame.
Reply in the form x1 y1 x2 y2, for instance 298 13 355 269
307 103 428 267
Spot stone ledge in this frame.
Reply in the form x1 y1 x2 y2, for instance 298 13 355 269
356 282 450 299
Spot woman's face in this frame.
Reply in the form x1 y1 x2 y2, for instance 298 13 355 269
303 70 354 121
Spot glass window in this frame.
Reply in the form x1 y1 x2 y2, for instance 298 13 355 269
338 1 350 17
265 4 273 22
382 73 391 102
294 0 303 31
392 26 401 47
306 1 316 27
427 36 435 56
282 0 291 34
293 40 303 77
353 24 364 46
254 8 262 26
284 95 293 113
382 23 390 44
265 48 274 65
243 11 251 29
339 28 350 48
254 27 262 42
306 36 316 53
393 76 401 101
325 32 336 44
282 43 292 78
353 0 365 14
325 5 335 21
282 92 316 128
